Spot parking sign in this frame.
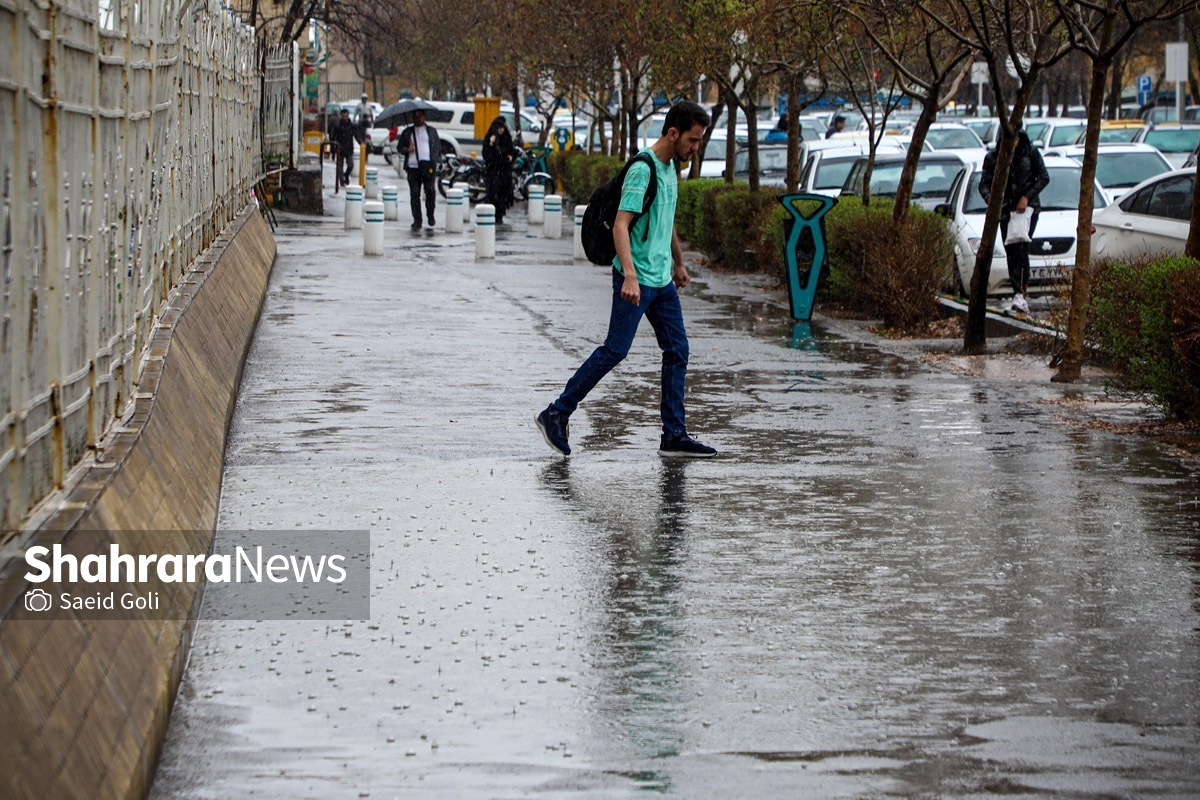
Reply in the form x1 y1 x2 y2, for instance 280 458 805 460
1137 74 1152 94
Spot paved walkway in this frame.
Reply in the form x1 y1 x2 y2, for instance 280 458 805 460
151 157 1200 798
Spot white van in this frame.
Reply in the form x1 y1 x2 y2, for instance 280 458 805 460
421 102 541 150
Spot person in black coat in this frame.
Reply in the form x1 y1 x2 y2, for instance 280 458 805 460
482 117 516 224
330 109 361 188
979 128 1050 312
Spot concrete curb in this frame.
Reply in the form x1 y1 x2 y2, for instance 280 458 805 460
0 206 276 800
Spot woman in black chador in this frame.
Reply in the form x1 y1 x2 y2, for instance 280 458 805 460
483 117 516 224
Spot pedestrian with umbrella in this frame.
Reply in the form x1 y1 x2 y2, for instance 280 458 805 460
380 100 443 229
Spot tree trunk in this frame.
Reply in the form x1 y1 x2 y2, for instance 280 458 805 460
786 74 800 193
746 95 760 192
725 91 737 184
893 93 939 222
1187 166 1200 258
1054 69 1114 379
1108 46 1125 117
964 80 1035 354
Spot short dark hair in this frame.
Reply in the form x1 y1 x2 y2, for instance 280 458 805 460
834 115 846 123
662 101 710 136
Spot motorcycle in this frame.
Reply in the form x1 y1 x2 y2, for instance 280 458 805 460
437 153 488 203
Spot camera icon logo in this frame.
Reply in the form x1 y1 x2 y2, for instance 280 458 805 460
25 588 53 613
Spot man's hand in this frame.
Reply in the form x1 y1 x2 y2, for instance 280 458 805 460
621 274 641 306
673 262 690 289
1016 195 1029 213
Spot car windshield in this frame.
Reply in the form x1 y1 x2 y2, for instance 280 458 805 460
734 149 789 173
1093 152 1170 188
1049 124 1086 146
926 128 983 150
1143 128 1200 153
866 159 962 198
1093 127 1142 144
814 158 858 190
963 167 1106 213
965 120 996 139
704 138 728 161
1024 122 1049 142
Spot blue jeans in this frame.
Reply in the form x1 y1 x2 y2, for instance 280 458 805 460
553 270 689 436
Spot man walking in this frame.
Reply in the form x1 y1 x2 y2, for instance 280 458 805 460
330 108 360 188
536 101 717 459
396 110 442 229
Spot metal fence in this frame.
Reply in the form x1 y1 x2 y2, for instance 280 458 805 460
1 0 268 535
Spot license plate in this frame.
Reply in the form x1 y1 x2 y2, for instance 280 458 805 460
1031 266 1072 282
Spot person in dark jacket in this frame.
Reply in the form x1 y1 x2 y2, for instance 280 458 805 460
396 110 443 229
979 128 1049 313
482 117 516 224
330 109 361 188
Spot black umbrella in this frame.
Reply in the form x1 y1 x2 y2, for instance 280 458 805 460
375 99 439 130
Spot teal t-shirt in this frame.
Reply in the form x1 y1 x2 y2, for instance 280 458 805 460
614 149 678 288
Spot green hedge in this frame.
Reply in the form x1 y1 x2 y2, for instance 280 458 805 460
1091 255 1200 420
558 153 622 205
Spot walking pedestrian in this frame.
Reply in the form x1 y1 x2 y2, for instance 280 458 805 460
979 128 1049 314
354 93 372 125
535 101 717 459
396 110 442 229
482 117 516 225
330 108 360 188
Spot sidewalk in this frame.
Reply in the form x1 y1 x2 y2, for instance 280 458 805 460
151 161 1200 798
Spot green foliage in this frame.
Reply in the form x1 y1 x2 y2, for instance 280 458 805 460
559 154 622 204
712 189 776 269
1091 256 1200 420
819 197 955 330
677 178 727 242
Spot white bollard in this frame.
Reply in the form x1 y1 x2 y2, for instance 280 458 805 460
344 184 364 230
475 203 496 259
528 183 545 224
543 195 563 239
574 205 587 260
446 188 465 233
363 201 385 255
365 166 379 200
382 186 399 220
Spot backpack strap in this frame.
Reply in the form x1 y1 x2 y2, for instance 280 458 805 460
625 152 658 243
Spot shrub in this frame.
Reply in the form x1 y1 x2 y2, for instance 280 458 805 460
1091 255 1200 420
678 178 726 243
819 197 955 330
558 154 621 205
712 189 777 269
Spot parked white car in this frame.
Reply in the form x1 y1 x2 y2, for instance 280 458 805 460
1132 124 1200 169
963 117 1000 147
1040 143 1172 200
1025 118 1088 150
795 138 907 197
1092 168 1195 262
938 156 1109 295
901 122 988 166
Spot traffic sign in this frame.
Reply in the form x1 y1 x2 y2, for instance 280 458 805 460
1137 74 1152 94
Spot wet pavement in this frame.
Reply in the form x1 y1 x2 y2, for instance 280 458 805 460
151 157 1200 798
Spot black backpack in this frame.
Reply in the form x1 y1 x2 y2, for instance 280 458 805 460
581 153 659 265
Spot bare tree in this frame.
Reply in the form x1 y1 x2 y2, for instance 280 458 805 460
917 0 1073 354
842 0 974 221
1049 0 1197 383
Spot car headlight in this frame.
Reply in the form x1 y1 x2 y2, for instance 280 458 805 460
967 237 982 254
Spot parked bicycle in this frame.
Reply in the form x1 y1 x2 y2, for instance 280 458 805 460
512 146 555 200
